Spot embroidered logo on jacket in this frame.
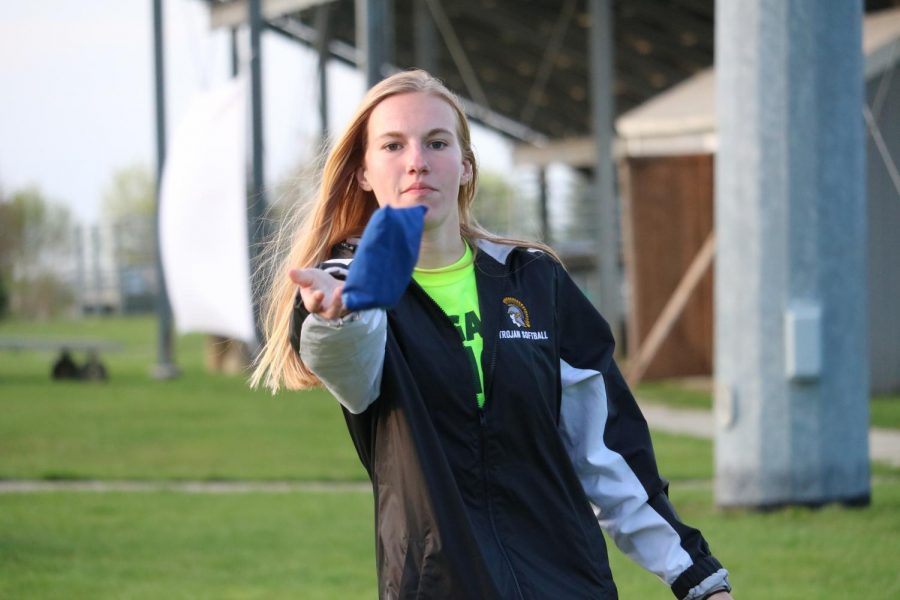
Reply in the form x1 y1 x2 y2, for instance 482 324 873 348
499 297 548 341
502 297 530 328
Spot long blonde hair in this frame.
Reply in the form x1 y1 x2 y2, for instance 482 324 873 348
251 69 558 392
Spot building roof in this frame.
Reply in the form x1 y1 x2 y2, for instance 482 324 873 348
613 5 900 157
203 0 900 156
205 0 717 142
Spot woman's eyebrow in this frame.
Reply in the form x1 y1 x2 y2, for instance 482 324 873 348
425 128 453 137
373 128 454 141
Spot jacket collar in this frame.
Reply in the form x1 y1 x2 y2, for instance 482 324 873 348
475 238 515 265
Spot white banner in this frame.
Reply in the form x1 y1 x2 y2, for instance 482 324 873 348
159 77 256 344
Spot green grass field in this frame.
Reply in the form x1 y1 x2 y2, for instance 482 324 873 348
2 315 899 598
0 373 365 482
0 317 366 482
0 491 376 600
3 482 899 599
0 316 711 484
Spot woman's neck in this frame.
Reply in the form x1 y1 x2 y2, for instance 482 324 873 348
417 229 466 269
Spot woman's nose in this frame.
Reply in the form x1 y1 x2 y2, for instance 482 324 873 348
407 145 429 173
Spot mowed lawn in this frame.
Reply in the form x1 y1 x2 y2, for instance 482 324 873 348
3 482 899 599
0 316 365 482
2 316 900 598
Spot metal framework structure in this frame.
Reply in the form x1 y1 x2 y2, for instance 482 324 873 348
204 0 718 141
152 0 899 371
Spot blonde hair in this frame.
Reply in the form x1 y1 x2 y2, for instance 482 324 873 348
251 69 558 392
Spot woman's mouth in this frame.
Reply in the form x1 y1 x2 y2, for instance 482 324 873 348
403 183 435 194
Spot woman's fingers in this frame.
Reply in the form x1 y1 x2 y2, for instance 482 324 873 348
303 287 329 314
289 268 319 288
289 268 344 316
323 285 345 319
331 284 344 308
311 284 345 320
305 289 324 313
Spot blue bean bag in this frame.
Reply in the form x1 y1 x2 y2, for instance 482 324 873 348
342 205 427 311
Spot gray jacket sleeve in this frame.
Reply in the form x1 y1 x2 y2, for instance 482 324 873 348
299 310 387 414
553 260 730 600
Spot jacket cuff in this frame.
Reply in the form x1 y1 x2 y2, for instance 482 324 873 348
671 556 728 599
698 581 731 600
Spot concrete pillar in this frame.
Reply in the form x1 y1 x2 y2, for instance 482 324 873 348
715 0 869 507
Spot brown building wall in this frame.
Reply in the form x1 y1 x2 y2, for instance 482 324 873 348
621 154 714 379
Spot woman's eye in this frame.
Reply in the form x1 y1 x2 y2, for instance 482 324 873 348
384 142 402 151
428 140 448 150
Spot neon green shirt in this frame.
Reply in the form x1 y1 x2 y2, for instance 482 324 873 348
412 244 485 408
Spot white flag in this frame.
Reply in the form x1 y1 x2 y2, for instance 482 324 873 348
160 77 256 344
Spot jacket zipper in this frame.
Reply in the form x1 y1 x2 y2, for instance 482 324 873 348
479 408 525 599
413 279 523 596
486 333 499 400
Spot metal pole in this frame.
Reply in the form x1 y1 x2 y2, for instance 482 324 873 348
538 167 550 244
92 225 102 314
383 0 395 68
74 225 85 315
315 3 332 142
588 0 623 338
366 0 385 86
151 0 178 379
249 0 265 203
230 26 240 77
248 0 266 348
357 0 386 86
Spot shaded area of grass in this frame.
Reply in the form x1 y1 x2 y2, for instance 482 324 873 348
871 394 900 429
651 431 714 481
0 378 365 481
2 480 899 599
0 316 366 481
0 491 376 600
636 379 713 411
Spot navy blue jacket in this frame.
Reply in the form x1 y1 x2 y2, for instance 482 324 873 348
293 240 729 599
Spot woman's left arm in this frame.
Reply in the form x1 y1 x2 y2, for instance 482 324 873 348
552 262 731 600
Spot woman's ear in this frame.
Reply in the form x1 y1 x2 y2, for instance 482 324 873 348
356 167 372 191
461 160 473 185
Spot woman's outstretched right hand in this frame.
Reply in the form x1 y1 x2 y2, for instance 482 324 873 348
289 268 346 320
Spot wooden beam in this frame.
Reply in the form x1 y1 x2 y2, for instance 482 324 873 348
617 158 640 359
512 136 596 168
512 130 718 168
210 0 334 29
626 230 715 386
424 0 490 109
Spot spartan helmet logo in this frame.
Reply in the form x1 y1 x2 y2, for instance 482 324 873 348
502 297 531 328
507 304 526 328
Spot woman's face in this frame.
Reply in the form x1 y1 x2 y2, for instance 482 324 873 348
357 92 472 239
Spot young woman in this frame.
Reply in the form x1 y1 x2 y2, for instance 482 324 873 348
252 69 733 600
